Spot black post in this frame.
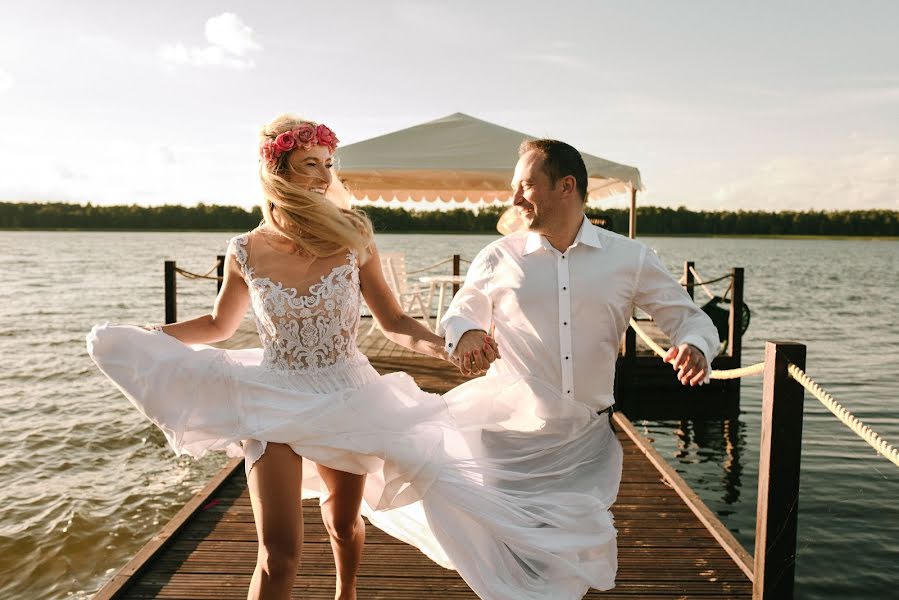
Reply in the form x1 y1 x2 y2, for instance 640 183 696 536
684 261 695 300
216 254 225 294
728 268 744 361
624 325 636 359
452 254 461 296
753 341 806 600
164 261 177 324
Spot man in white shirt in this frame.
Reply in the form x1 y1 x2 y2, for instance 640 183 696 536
436 139 720 594
443 138 719 410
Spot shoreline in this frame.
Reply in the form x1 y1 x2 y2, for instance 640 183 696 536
1 228 897 240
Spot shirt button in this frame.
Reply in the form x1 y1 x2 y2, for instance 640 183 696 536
448 343 453 348
562 286 567 291
563 321 568 326
565 356 570 360
567 390 572 394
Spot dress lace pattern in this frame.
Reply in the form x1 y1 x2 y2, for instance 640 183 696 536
230 234 362 372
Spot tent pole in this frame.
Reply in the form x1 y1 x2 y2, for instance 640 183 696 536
628 185 637 239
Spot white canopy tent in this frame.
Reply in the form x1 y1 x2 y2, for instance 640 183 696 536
335 113 644 237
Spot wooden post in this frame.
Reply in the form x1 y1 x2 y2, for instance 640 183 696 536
728 268 744 361
753 341 806 600
216 254 225 294
164 261 177 324
628 185 637 239
684 261 695 300
452 254 461 296
624 325 636 359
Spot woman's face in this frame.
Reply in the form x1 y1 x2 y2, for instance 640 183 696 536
285 144 333 192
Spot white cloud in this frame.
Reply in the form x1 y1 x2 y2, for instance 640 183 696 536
0 68 13 91
158 13 261 70
204 12 261 56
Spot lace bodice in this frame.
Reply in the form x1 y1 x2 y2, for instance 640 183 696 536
229 234 363 372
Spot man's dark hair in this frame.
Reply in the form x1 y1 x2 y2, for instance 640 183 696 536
519 139 588 201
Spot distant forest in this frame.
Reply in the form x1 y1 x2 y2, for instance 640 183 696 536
1 202 897 236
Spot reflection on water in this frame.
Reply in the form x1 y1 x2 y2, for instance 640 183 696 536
671 417 745 507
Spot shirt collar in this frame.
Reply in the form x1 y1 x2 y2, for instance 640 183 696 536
523 215 603 256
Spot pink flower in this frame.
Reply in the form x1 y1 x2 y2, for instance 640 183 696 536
260 140 275 162
274 132 295 153
315 124 339 151
294 123 316 150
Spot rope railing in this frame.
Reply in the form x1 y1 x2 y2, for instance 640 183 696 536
628 317 898 467
787 364 899 468
174 260 224 281
174 255 472 281
405 257 455 276
689 266 729 299
405 256 472 276
628 318 765 379
686 270 733 287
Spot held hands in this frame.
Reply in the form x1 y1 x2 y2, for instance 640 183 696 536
663 343 709 386
451 330 501 376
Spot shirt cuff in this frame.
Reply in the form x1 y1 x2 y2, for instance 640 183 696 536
441 315 484 357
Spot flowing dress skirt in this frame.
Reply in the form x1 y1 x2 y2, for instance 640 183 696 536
87 323 622 599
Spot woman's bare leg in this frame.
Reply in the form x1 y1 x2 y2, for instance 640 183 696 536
247 443 304 600
316 465 366 600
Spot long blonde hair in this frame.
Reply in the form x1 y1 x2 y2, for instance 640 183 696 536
258 113 373 259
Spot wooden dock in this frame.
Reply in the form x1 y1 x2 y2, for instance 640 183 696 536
95 322 755 599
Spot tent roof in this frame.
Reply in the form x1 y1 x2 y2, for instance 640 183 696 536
335 112 643 203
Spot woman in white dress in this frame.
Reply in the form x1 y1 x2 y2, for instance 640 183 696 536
88 114 621 600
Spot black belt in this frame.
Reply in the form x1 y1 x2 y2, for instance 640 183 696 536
597 405 617 434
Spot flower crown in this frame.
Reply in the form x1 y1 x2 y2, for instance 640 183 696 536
260 123 339 167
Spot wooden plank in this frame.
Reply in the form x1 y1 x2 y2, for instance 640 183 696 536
93 458 244 600
613 412 755 581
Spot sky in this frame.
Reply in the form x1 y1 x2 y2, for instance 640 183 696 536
0 0 897 211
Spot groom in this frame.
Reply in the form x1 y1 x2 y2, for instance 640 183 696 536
437 138 721 594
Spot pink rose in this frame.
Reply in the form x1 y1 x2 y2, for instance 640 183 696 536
294 124 316 150
274 132 295 153
315 124 339 151
260 140 275 162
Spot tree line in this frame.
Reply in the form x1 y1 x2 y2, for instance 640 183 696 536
0 202 896 236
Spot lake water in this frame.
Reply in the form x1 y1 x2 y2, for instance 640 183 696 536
1 231 897 599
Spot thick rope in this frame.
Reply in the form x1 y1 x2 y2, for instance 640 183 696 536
629 318 764 380
405 257 455 276
629 318 898 467
406 256 473 276
787 364 899 468
174 260 223 281
689 266 720 299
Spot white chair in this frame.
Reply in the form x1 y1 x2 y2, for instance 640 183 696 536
365 252 432 333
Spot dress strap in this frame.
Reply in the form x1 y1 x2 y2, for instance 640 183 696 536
228 234 251 278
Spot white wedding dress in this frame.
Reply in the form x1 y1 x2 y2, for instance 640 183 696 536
87 232 622 599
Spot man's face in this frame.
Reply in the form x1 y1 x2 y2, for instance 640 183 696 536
511 151 560 232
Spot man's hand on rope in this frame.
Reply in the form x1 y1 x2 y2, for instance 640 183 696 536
451 329 501 377
664 343 709 386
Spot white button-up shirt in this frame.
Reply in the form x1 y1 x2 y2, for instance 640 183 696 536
440 216 720 411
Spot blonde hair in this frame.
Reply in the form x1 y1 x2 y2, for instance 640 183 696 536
258 113 373 259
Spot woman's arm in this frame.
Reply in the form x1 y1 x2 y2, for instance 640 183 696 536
156 251 250 344
359 244 450 362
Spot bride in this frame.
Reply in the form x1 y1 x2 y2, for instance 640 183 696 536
88 114 620 600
